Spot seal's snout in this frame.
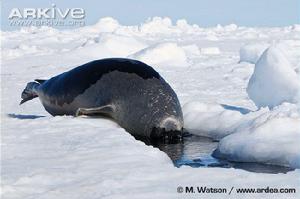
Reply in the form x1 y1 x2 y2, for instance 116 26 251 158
150 127 183 144
159 117 182 131
148 116 184 144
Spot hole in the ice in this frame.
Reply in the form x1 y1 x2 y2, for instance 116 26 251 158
134 132 295 174
220 104 252 114
7 113 46 119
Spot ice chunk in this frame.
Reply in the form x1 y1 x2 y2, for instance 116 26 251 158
129 42 188 67
184 101 300 168
140 17 180 35
214 103 300 168
182 45 201 56
91 17 120 33
224 24 238 31
247 45 300 109
183 101 247 140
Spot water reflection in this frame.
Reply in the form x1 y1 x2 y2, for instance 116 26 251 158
135 133 294 174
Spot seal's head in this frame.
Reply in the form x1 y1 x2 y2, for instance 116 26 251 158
150 116 183 144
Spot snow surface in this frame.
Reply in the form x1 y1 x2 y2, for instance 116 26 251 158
1 17 300 198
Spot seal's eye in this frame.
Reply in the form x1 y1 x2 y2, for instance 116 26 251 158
150 127 183 144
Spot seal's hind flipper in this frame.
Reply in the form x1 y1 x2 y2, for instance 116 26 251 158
75 105 115 117
35 79 47 84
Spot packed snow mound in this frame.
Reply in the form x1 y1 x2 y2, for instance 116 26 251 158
214 103 300 168
183 101 246 140
224 24 238 31
129 42 188 67
139 17 202 35
200 47 221 55
4 44 54 59
99 34 147 55
239 43 269 63
85 17 120 33
74 34 147 59
247 45 300 109
175 19 202 34
215 24 238 32
182 45 201 56
140 17 180 35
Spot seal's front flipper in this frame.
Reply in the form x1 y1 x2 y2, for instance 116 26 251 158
75 105 115 117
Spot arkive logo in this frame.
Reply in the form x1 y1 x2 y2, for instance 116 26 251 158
8 4 85 19
8 4 86 27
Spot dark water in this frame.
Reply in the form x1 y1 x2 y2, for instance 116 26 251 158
141 134 294 174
